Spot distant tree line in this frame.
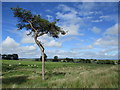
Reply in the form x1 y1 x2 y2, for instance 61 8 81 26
52 56 74 62
35 55 120 65
1 54 19 60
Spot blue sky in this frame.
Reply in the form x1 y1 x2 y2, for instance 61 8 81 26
1 2 118 59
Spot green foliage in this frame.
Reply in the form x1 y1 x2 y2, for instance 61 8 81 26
65 58 74 62
40 53 47 61
52 56 59 62
54 56 58 60
118 60 120 64
12 54 19 60
97 60 115 64
11 7 66 38
35 58 40 61
86 59 92 63
2 54 19 60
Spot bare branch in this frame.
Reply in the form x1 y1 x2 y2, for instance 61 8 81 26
38 32 48 37
26 31 32 36
26 20 37 33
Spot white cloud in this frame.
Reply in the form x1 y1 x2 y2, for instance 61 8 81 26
94 36 118 46
2 36 19 48
61 24 81 35
61 36 83 43
45 40 61 47
100 47 118 54
20 31 35 44
46 49 79 58
57 4 77 14
72 45 118 59
1 36 118 59
71 24 118 59
93 24 118 47
77 2 95 11
21 35 35 44
80 45 93 50
56 4 84 36
76 3 102 16
86 16 93 19
2 36 39 58
81 50 118 59
19 45 36 52
79 24 118 59
1 37 77 58
104 24 118 35
99 15 109 19
56 12 82 24
37 35 62 48
98 14 117 23
91 26 101 34
99 15 113 22
20 31 62 48
46 46 118 59
56 12 83 35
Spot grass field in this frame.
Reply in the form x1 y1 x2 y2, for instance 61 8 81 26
2 60 119 88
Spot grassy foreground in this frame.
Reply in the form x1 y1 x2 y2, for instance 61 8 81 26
2 60 119 88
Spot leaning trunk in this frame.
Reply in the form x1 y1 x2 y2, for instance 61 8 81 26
34 34 45 80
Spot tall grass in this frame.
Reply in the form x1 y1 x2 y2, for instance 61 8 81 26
2 60 119 88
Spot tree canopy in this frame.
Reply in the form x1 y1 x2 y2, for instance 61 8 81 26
11 7 66 38
54 56 58 60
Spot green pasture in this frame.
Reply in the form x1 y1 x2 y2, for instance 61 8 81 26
2 60 119 88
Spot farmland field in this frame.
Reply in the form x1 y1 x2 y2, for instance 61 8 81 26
2 60 119 88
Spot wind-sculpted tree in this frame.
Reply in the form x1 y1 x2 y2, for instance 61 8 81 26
11 7 66 80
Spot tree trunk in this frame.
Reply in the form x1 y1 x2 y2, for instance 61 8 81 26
34 34 45 80
41 51 45 80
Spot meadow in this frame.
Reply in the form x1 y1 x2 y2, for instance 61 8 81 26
2 60 119 88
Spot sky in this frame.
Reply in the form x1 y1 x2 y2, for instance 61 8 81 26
1 2 119 59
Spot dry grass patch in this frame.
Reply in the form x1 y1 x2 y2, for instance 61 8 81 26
48 65 118 88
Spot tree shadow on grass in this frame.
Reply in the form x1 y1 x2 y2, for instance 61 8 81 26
2 75 28 85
